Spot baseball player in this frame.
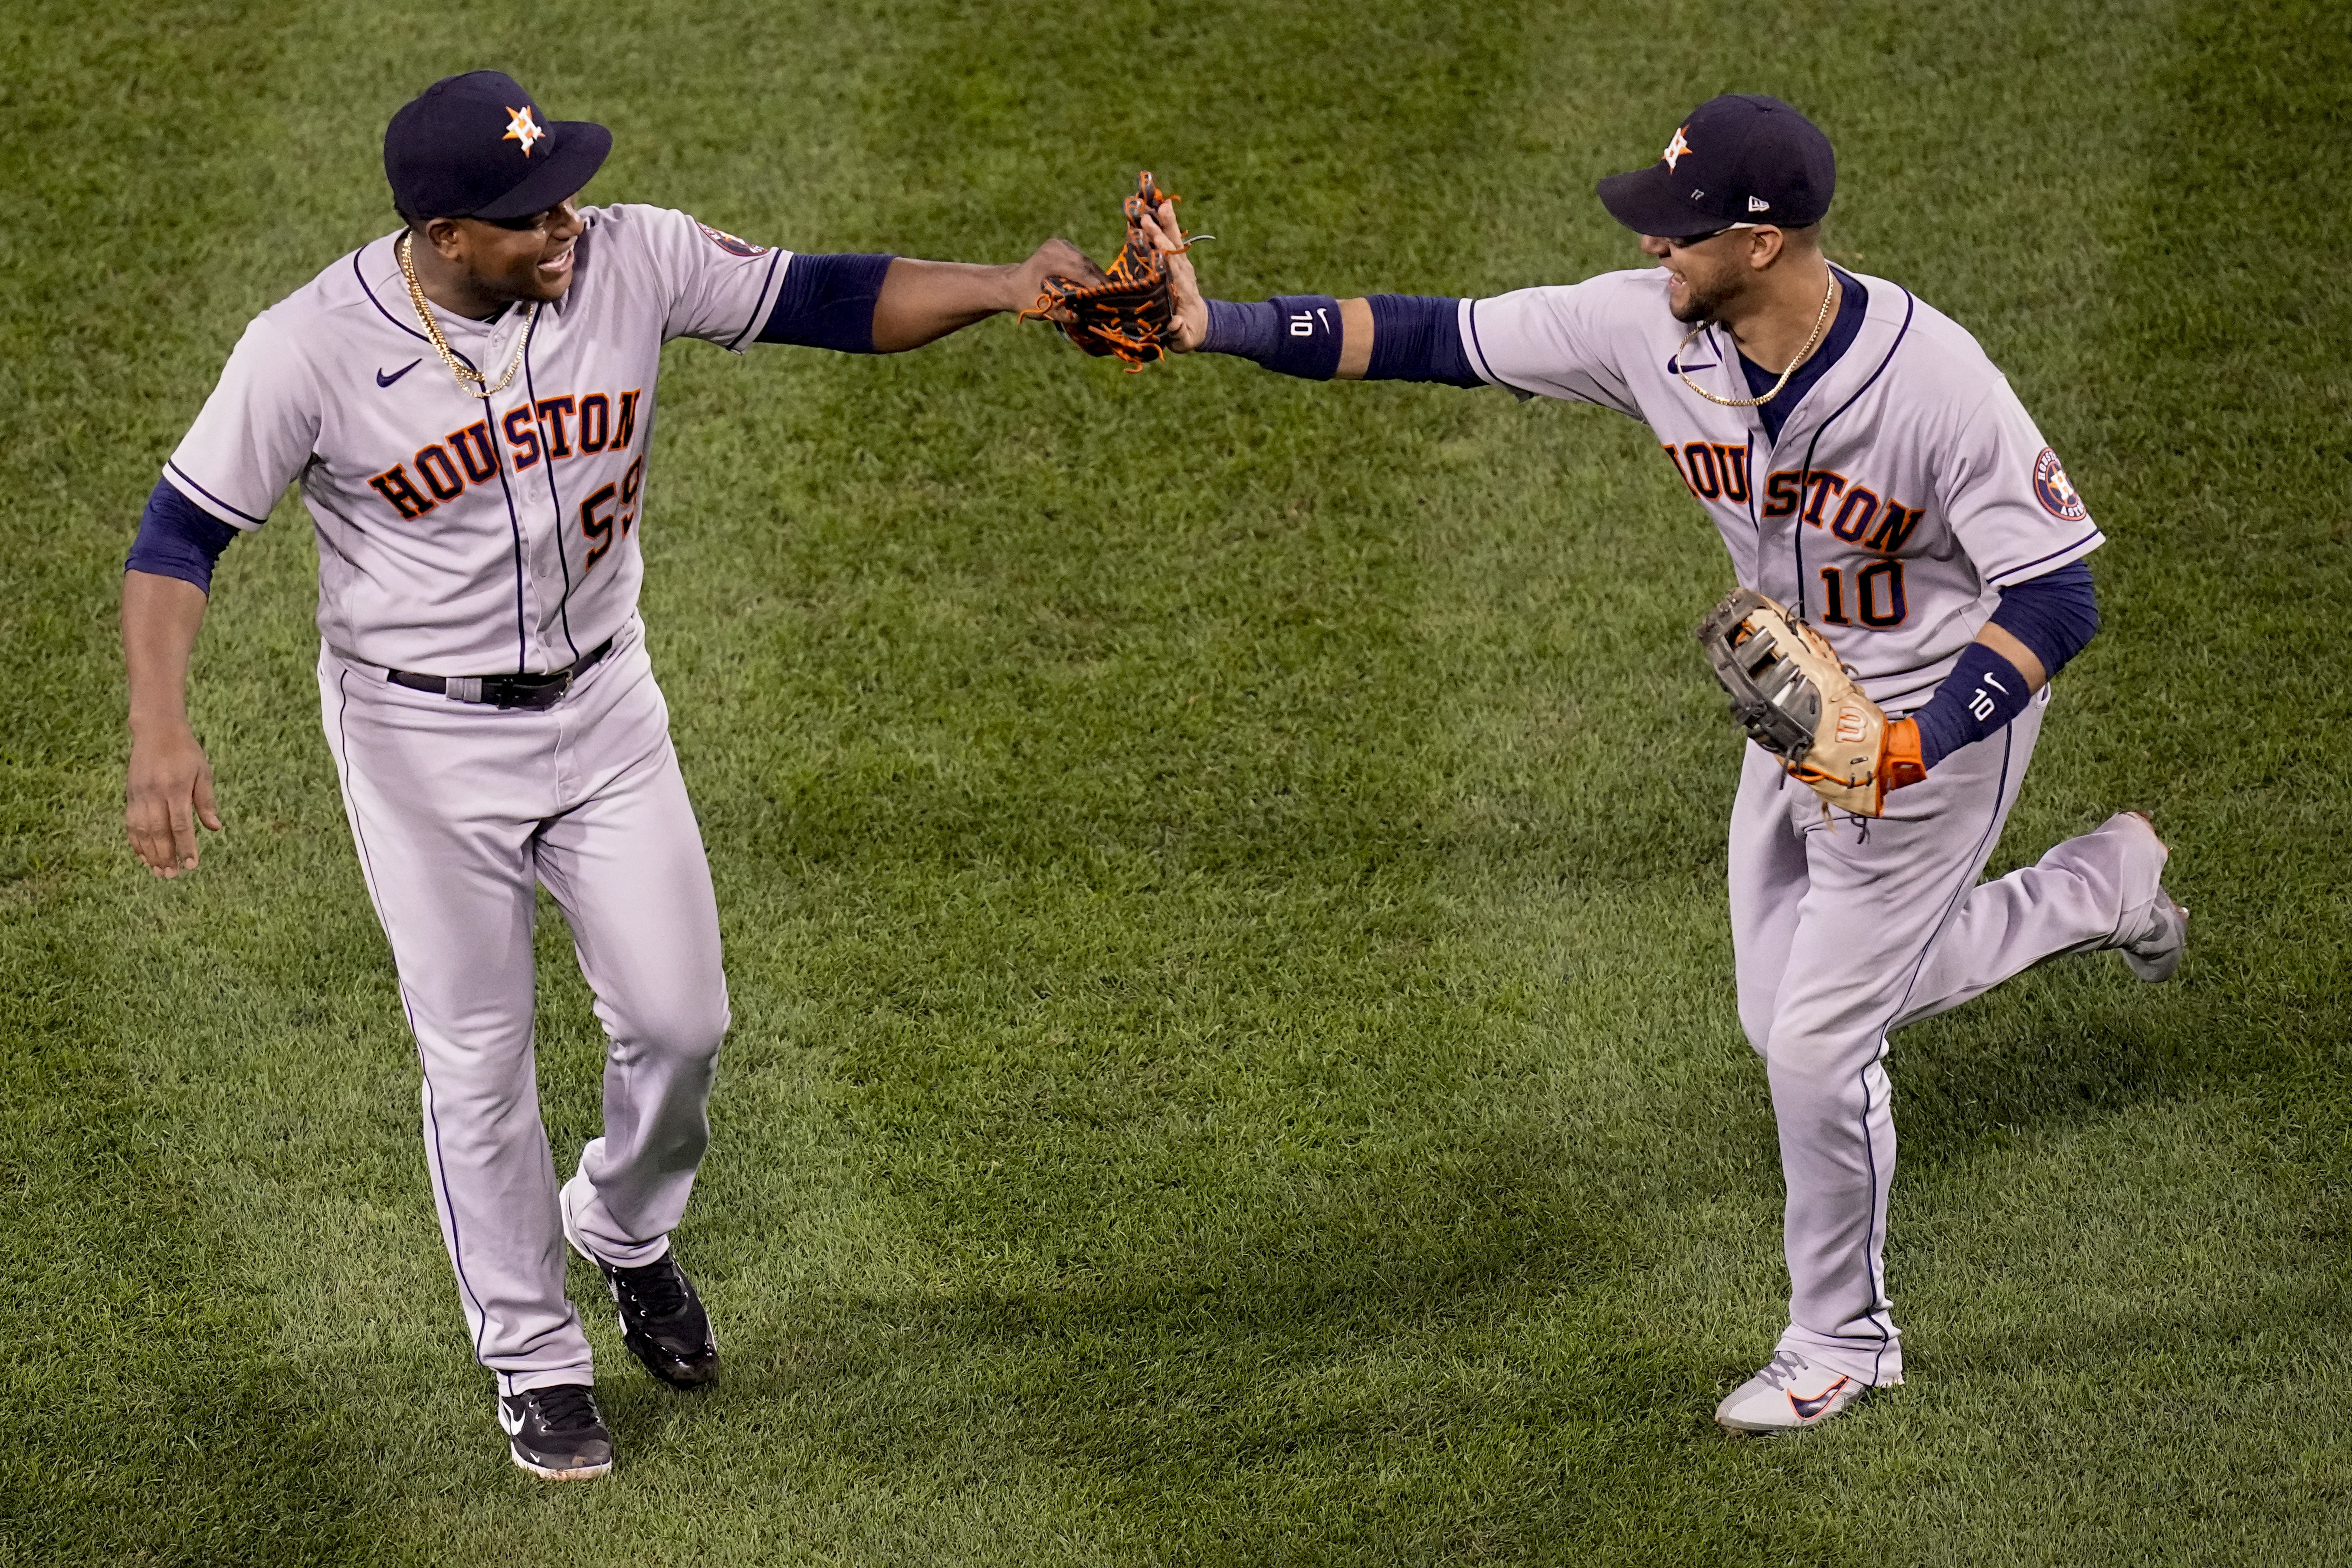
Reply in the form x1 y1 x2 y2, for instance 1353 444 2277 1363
1130 95 2188 1431
121 70 1103 1479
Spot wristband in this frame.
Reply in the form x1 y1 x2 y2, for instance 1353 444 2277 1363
1201 298 1279 359
1199 295 1346 380
1909 641 2034 770
1263 295 1345 379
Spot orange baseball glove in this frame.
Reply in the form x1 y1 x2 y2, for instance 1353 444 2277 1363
1027 172 1194 370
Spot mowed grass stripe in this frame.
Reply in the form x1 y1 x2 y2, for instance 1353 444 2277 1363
0 3 396 1559
658 6 1605 1558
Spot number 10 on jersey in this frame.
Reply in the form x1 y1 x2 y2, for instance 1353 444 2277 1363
1815 560 1907 627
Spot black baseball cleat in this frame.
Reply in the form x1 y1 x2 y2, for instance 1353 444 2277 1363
593 1248 718 1389
499 1384 613 1479
561 1179 719 1388
603 1247 718 1389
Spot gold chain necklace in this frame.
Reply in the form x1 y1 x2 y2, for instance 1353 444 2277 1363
1674 272 1838 408
397 231 537 399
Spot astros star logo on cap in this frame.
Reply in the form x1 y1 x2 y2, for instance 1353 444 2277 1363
1662 125 1693 171
503 104 545 156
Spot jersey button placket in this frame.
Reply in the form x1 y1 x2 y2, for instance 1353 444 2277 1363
496 388 552 673
498 304 554 674
516 326 576 673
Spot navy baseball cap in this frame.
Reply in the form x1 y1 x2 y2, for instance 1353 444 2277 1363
1597 95 1835 238
384 71 611 221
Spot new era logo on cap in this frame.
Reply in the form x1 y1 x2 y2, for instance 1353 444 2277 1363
1748 195 1771 211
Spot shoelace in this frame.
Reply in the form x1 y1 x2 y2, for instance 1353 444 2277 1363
531 1382 603 1435
1754 1348 1811 1391
614 1256 693 1320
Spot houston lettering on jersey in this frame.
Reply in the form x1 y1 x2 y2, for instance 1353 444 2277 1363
367 387 643 521
1662 440 1753 504
1666 445 1929 556
1755 466 1927 554
1663 446 1926 629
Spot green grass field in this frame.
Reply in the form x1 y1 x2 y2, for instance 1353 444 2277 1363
4 0 2349 1561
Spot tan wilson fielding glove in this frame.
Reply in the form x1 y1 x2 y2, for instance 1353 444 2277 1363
1696 587 1927 817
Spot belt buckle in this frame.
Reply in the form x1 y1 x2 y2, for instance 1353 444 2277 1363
510 672 570 711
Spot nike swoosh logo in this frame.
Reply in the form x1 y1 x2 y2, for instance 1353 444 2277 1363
1790 1377 1851 1420
376 360 421 387
1671 359 1719 372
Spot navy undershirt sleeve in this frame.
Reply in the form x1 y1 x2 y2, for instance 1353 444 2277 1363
1202 298 1280 359
1740 271 1869 444
1986 559 2098 678
126 479 239 594
1362 296 1483 387
756 252 896 353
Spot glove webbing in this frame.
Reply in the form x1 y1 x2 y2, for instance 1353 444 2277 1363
1023 173 1200 371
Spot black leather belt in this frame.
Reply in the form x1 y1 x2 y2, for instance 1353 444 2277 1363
385 637 615 710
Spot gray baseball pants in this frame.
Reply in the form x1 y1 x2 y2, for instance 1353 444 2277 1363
319 619 727 1395
1728 690 2166 1385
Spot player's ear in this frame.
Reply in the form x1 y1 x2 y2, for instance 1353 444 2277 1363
1747 226 1787 272
423 216 469 264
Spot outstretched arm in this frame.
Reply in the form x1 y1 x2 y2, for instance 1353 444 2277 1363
759 244 1107 354
871 243 1105 352
1141 203 1467 383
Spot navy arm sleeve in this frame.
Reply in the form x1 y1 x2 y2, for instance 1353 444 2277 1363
1986 558 2098 678
1362 295 1483 387
756 253 896 354
1200 294 1485 387
125 479 239 594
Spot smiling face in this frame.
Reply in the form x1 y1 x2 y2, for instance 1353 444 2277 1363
1641 227 1756 323
419 197 586 314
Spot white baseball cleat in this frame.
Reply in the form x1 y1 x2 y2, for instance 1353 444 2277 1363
2119 889 2189 981
1714 1348 1889 1434
2111 812 2187 983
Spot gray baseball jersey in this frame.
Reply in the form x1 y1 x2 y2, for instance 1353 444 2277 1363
1457 268 2104 709
164 203 800 1395
1447 263 2147 1392
164 203 793 674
